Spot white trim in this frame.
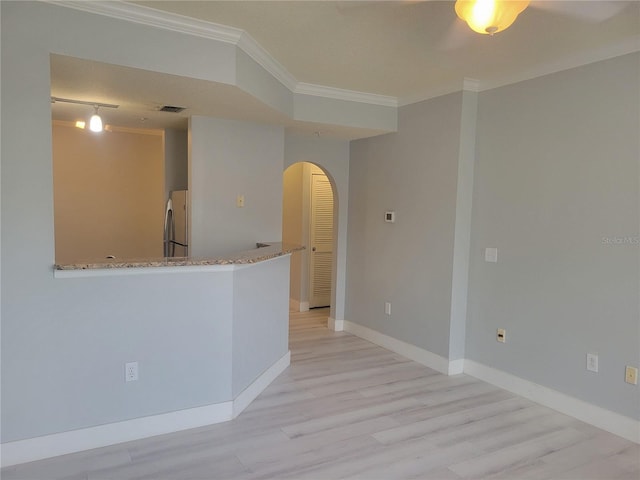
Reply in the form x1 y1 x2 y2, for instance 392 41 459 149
236 32 298 91
462 78 481 92
0 402 233 467
233 351 290 418
464 360 640 444
480 38 640 94
47 1 242 44
398 85 465 107
289 298 300 312
295 83 398 107
343 321 452 375
290 299 310 313
328 317 344 332
448 358 465 375
1 351 291 467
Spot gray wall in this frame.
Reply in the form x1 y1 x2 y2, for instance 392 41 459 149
189 116 284 257
2 269 234 442
466 53 639 419
346 53 639 420
0 2 287 444
347 93 463 358
164 128 188 199
232 256 290 396
282 162 304 304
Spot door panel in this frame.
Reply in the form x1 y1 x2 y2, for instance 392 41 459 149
309 174 333 308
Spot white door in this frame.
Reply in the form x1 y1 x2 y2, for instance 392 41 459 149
309 173 334 308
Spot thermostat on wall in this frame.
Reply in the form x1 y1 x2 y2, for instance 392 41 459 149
385 211 395 223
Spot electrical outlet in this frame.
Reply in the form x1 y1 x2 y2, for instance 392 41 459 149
496 328 506 343
385 302 391 316
625 366 638 385
586 353 598 373
236 195 245 207
125 362 139 382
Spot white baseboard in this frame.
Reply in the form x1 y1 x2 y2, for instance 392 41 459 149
343 320 453 375
327 321 639 444
233 351 290 418
0 403 233 468
289 298 299 312
1 351 291 467
328 317 344 331
464 360 640 444
448 358 465 375
289 299 309 312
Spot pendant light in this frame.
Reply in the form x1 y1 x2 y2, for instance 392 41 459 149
455 0 529 35
50 97 119 133
89 105 103 133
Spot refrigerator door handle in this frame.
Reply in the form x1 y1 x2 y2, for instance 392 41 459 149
170 208 176 257
163 198 173 257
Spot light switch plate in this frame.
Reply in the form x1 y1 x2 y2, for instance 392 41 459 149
485 248 498 263
586 353 599 373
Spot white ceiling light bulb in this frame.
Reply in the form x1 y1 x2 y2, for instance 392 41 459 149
89 105 103 132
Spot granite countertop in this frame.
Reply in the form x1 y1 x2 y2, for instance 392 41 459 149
54 242 304 271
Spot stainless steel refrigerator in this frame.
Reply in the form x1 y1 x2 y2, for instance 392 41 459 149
163 190 188 257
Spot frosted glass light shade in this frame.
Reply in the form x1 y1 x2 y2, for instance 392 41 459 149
89 113 103 132
455 0 529 35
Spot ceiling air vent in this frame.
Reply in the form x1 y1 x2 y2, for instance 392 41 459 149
159 105 186 113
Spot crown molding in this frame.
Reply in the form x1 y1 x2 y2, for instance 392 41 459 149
397 85 464 107
47 1 635 110
462 78 481 92
295 83 398 108
46 1 396 107
47 1 298 91
480 37 640 93
235 31 298 91
47 1 244 44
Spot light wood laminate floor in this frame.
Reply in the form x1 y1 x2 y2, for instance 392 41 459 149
3 308 639 479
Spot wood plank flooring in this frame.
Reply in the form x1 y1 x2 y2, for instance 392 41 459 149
3 308 639 479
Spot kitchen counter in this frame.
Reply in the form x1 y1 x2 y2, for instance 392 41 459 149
54 242 304 271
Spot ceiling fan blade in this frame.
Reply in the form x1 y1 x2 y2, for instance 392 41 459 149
531 0 629 23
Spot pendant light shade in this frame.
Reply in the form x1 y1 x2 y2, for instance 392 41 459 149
455 0 529 35
89 106 103 132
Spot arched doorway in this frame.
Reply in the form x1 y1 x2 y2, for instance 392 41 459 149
282 162 337 313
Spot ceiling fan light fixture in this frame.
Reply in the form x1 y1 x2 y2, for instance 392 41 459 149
455 0 529 35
